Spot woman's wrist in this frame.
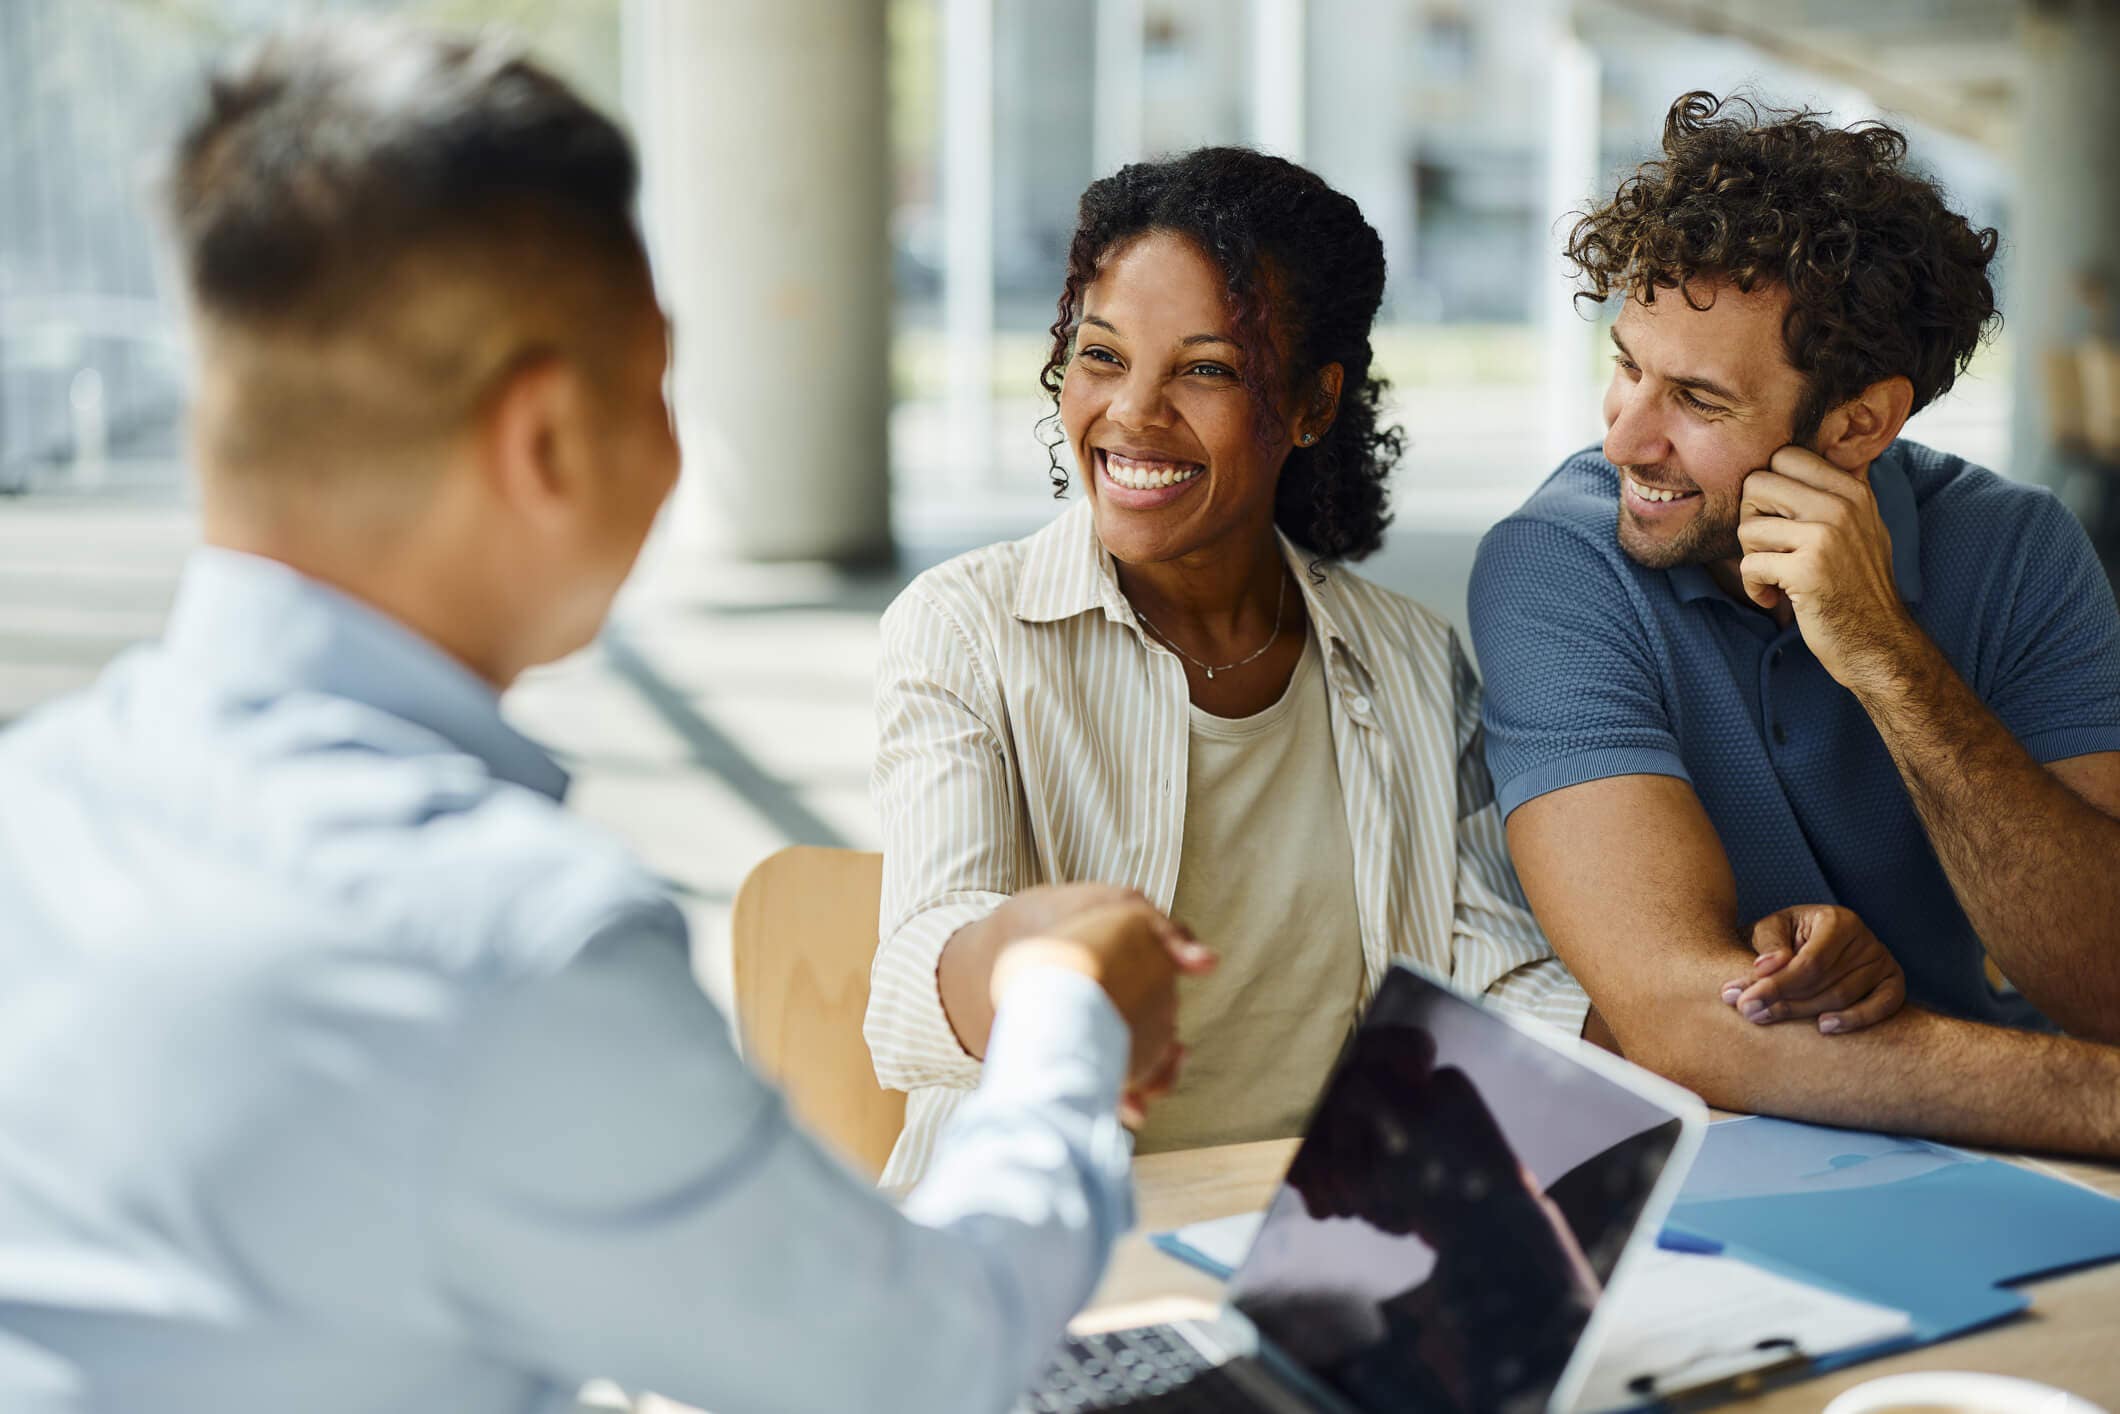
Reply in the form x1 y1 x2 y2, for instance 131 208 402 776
936 913 1004 1059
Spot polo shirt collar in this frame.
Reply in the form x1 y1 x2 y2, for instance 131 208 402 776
1009 498 1377 682
163 547 571 801
1666 443 1923 607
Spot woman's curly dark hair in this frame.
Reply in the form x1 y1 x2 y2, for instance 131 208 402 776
1037 146 1401 561
1565 91 2001 440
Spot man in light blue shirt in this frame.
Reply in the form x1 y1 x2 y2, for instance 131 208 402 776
0 22 1209 1413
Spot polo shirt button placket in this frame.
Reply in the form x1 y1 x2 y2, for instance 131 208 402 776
1765 642 1791 749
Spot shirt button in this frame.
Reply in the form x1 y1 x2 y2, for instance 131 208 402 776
1348 694 1373 716
1772 722 1789 746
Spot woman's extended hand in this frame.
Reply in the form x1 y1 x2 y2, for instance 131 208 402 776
989 897 1216 1119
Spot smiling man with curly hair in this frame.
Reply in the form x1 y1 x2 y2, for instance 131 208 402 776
1470 92 2120 1155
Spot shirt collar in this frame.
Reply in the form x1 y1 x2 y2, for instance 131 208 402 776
1009 498 1377 682
162 548 570 801
1667 442 1923 607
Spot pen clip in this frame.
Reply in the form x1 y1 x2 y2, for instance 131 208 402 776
1624 1337 1809 1409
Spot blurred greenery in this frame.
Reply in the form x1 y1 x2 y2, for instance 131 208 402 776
890 0 939 183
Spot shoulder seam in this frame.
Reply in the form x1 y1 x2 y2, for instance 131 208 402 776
897 581 1007 722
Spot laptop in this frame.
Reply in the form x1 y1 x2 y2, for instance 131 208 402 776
1019 962 1706 1414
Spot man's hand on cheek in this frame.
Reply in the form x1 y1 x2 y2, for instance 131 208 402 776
1736 445 1918 690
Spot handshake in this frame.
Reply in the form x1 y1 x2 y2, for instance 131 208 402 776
982 885 1218 1127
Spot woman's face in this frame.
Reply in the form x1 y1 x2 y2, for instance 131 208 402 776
1059 231 1304 568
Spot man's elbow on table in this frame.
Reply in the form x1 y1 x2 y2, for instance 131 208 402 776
1580 974 1759 1104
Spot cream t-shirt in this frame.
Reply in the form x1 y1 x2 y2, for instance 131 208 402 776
1134 631 1365 1153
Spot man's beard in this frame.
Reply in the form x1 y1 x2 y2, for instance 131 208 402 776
1614 468 1742 570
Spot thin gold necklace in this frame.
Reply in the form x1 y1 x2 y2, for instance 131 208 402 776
1133 572 1288 680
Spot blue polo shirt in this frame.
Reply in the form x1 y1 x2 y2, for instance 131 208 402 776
1468 440 2120 1029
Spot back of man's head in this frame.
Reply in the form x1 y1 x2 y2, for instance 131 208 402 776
164 20 649 498
1565 91 2001 441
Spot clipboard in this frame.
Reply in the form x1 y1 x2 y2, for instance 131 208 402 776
1570 1244 1913 1411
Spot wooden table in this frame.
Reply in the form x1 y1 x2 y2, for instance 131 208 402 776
1078 1136 2120 1410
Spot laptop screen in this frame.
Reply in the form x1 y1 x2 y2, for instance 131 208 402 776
1225 966 1684 1414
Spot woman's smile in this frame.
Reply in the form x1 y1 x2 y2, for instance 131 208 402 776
1095 448 1207 510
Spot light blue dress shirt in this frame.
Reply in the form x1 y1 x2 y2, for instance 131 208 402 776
0 548 1134 1414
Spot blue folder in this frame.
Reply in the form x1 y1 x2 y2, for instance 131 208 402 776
1662 1116 2120 1362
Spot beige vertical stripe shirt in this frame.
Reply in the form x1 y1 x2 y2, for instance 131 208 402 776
866 501 1589 1188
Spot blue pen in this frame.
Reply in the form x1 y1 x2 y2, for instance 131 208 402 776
1657 1226 1725 1255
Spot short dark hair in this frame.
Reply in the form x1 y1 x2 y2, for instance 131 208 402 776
1039 147 1402 562
167 19 642 332
1565 91 2001 440
164 21 650 477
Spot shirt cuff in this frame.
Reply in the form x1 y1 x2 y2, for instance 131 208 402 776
1496 747 1691 819
867 894 1008 1090
981 965 1129 1114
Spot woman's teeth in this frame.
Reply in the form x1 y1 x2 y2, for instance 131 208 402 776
1104 452 1203 491
1626 475 1694 503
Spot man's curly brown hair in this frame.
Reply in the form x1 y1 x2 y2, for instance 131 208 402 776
1566 91 2002 441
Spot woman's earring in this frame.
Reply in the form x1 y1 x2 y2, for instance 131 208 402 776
1299 432 1317 445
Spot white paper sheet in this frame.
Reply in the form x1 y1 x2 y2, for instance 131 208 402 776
1161 1210 1263 1275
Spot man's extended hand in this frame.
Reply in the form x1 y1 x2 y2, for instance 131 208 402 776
1737 445 1921 690
1723 904 1907 1034
987 897 1216 1124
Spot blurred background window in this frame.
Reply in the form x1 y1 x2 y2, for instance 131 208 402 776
3 0 2114 564
0 0 620 499
881 0 2033 551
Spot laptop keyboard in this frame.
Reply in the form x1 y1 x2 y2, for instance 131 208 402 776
1024 1324 1249 1410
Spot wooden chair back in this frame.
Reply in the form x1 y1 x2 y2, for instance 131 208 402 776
730 846 905 1181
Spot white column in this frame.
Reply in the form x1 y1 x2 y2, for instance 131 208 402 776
942 0 995 488
1250 0 1307 161
2010 0 2120 498
624 0 891 562
1540 21 1601 466
1093 0 1146 177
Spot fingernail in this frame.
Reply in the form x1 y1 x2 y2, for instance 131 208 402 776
1744 1003 1769 1022
1721 985 1743 1004
1754 955 1779 971
1819 1016 1842 1034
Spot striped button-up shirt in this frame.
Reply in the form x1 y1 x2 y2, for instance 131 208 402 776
867 501 1590 1186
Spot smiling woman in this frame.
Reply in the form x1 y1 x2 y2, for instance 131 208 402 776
1040 146 1400 568
864 147 1591 1187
